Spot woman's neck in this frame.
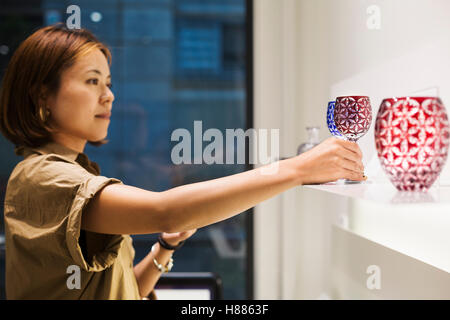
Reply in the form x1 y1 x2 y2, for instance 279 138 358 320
51 133 86 154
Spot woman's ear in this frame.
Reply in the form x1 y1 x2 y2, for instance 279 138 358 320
37 86 56 126
38 86 54 111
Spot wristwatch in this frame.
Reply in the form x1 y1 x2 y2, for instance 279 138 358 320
158 234 185 251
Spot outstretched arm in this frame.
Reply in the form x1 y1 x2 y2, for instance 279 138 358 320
81 137 365 235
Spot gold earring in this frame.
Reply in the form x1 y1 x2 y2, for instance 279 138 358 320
39 107 50 122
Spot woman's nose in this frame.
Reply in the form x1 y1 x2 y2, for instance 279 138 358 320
101 87 114 103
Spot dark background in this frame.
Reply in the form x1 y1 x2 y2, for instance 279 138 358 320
0 0 253 300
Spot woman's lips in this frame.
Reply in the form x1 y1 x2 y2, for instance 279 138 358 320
95 113 111 119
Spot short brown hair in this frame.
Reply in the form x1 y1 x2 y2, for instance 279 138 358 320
0 23 112 149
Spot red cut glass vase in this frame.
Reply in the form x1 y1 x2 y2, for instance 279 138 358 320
374 97 450 191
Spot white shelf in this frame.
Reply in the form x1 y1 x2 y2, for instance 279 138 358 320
304 180 450 205
302 180 450 275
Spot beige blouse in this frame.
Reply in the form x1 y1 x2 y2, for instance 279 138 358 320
4 141 142 299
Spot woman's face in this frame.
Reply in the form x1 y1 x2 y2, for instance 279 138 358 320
46 48 114 151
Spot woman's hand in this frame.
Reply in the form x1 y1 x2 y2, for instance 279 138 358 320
293 137 366 185
161 229 197 247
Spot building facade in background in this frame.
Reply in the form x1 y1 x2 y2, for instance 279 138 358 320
0 0 251 299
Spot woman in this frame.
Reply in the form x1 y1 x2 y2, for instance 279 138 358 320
0 24 365 300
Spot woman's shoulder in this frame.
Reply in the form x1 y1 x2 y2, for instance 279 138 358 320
12 152 91 180
6 153 97 200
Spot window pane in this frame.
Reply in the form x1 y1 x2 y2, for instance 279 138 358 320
0 0 251 299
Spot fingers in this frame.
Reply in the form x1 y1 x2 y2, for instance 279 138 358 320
180 229 197 238
338 158 363 175
161 232 180 239
296 137 367 184
332 138 364 174
343 168 366 181
329 139 365 180
163 229 197 241
336 139 363 160
336 147 364 172
337 149 364 173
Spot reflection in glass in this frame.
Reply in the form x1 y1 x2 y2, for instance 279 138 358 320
390 191 436 204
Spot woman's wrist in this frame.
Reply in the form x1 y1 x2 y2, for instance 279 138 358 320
158 234 185 251
281 156 305 187
160 237 179 248
151 242 174 273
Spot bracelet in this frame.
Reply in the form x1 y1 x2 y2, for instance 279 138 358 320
158 234 185 251
153 257 174 273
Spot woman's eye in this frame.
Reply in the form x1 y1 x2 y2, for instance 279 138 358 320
87 79 112 89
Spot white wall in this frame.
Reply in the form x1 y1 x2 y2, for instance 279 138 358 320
253 0 292 299
296 0 450 183
254 0 450 299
